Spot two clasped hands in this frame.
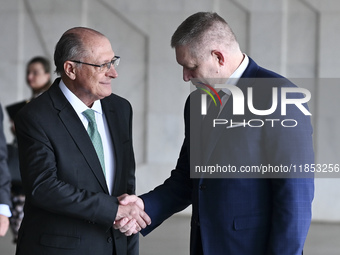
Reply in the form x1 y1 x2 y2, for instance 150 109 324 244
114 194 150 236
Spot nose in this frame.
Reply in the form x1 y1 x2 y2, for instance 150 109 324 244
183 68 192 82
27 73 34 83
106 66 118 79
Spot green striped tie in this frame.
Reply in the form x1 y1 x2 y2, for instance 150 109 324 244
83 109 105 176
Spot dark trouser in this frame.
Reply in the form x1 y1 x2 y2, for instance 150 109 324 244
191 225 204 255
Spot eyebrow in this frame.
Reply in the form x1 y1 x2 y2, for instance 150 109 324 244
101 58 113 63
98 56 116 64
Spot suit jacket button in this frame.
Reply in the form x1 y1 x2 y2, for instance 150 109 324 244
199 184 206 190
107 237 113 243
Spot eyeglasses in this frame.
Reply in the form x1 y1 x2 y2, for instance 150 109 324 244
70 56 120 72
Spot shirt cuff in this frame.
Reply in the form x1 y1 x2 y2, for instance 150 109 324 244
0 204 12 217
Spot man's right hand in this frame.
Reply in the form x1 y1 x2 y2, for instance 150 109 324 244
114 194 151 236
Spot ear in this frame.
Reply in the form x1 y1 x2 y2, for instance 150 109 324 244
64 61 77 80
211 50 225 66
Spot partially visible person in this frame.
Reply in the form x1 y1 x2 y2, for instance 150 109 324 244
5 56 51 243
25 56 51 97
7 56 51 134
15 27 150 255
0 103 12 237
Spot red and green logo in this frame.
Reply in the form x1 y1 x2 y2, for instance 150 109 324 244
197 82 223 107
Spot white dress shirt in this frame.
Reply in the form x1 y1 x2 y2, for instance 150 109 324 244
59 80 115 194
0 204 11 217
226 53 249 87
218 53 249 114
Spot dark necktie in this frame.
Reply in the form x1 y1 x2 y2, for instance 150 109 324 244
201 90 225 147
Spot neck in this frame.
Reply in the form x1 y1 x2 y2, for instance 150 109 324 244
61 76 96 108
225 51 244 78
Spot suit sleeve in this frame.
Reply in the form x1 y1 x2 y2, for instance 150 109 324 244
125 101 139 255
126 102 136 196
0 104 11 208
263 82 314 254
140 97 192 236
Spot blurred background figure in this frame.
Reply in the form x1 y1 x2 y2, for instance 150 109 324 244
0 103 12 238
7 57 51 135
5 56 51 243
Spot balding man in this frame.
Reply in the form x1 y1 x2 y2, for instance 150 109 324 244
15 27 150 255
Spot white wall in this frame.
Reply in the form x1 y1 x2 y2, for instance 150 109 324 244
0 0 339 221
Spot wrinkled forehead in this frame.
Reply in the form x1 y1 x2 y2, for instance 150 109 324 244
84 35 115 61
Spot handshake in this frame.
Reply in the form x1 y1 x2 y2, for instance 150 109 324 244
114 194 151 236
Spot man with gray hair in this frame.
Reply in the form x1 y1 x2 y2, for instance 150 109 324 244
15 27 150 255
116 12 314 255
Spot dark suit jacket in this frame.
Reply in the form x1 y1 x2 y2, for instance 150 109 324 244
0 104 11 208
15 78 138 255
140 58 314 255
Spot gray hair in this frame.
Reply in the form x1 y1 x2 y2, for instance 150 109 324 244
171 12 238 56
54 27 105 75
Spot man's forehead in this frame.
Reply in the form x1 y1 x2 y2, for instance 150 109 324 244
85 37 114 60
176 46 199 65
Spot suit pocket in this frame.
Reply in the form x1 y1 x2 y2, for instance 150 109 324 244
233 213 269 231
40 234 80 249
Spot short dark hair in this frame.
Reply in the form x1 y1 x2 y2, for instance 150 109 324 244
171 12 237 55
54 27 105 75
27 56 51 73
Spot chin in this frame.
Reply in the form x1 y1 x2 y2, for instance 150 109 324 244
102 90 112 98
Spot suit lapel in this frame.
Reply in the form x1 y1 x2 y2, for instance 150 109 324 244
101 97 123 196
49 79 109 194
202 95 233 165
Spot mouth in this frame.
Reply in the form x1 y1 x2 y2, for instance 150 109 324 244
100 81 112 86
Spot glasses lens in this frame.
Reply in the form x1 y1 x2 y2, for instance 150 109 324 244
113 57 120 68
99 57 120 72
105 62 111 71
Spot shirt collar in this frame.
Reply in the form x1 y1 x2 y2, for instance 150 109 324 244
59 79 103 115
222 53 249 95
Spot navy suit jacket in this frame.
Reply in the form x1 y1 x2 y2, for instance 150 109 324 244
140 58 314 255
15 78 138 255
0 104 11 208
